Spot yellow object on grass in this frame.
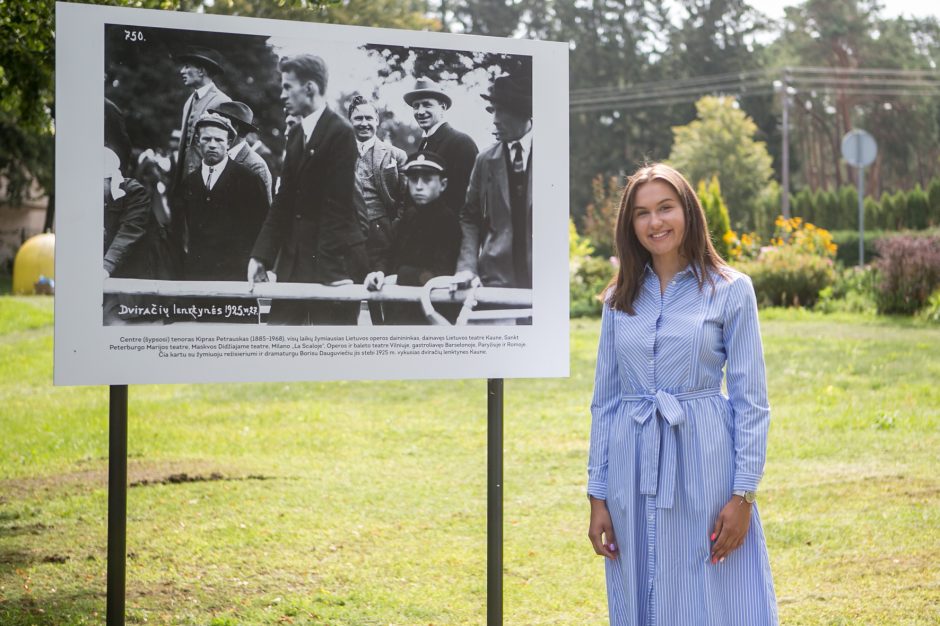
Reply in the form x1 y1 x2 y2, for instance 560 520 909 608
12 233 55 295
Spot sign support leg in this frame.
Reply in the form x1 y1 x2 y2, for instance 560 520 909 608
107 385 128 626
487 378 503 626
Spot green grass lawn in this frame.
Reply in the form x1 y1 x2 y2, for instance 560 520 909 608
0 297 938 625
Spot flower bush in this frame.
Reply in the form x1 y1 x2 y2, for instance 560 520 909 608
873 234 940 315
816 266 877 314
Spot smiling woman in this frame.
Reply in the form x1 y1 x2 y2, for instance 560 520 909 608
587 163 779 625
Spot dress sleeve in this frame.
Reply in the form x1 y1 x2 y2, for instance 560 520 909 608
722 275 770 493
587 299 620 500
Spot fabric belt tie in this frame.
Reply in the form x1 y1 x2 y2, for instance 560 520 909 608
622 387 722 509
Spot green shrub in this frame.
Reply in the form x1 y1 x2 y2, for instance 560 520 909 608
829 229 885 266
697 176 733 260
735 246 836 308
907 185 929 230
927 178 940 226
816 266 877 314
919 290 940 323
570 255 617 318
891 190 908 230
874 234 940 315
839 185 858 229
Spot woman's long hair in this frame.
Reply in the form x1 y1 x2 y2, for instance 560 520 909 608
606 163 729 314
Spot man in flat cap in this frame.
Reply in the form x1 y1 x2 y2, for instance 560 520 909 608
173 47 231 190
209 100 273 203
404 77 478 216
173 113 269 284
365 150 461 324
248 54 366 325
456 73 534 294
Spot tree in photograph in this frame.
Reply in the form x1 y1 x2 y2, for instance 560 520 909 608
669 95 774 231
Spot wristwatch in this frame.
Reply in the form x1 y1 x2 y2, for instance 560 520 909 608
733 490 757 504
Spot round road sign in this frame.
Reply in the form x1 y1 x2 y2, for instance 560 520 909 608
841 129 877 168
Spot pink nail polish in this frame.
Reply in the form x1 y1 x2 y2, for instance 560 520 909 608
711 557 717 564
710 533 716 541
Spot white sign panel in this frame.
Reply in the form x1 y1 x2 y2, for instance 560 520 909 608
54 2 570 385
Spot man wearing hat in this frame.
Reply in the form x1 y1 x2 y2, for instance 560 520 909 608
248 54 366 325
404 77 478 215
365 150 462 324
173 47 231 189
209 101 273 203
455 73 534 293
173 113 269 286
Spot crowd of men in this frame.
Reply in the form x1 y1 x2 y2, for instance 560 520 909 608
103 47 534 325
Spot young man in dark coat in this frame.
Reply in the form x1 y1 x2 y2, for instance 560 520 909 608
248 54 366 325
364 151 461 325
404 78 478 216
174 113 269 281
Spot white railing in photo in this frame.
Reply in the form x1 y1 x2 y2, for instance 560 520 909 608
104 275 533 325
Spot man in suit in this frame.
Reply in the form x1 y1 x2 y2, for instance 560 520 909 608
173 47 231 190
174 113 269 282
455 74 533 291
404 77 478 215
347 95 407 323
248 54 366 325
209 100 273 204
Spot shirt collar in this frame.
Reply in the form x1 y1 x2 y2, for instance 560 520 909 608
644 262 694 281
505 128 533 166
194 82 215 100
201 156 229 187
357 136 377 156
422 120 446 138
301 104 327 144
228 140 247 159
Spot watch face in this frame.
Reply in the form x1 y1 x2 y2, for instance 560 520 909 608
745 492 756 504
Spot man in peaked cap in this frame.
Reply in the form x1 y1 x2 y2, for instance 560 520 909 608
404 77 478 216
173 46 231 190
209 100 273 203
455 73 534 299
364 150 462 324
172 112 269 288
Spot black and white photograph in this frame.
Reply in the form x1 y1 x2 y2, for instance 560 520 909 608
55 4 569 385
103 23 537 327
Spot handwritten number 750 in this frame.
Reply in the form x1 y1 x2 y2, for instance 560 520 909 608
124 30 145 42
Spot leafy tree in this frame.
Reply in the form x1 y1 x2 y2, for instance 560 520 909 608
668 95 774 231
582 174 623 259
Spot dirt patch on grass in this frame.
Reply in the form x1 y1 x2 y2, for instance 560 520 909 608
0 459 272 501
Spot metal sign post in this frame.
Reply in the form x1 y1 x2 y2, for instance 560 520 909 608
840 129 878 266
107 385 128 626
487 379 504 625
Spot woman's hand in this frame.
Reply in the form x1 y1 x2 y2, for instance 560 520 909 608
588 497 619 559
710 496 752 564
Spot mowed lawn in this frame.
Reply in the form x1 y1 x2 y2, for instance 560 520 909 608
0 297 937 625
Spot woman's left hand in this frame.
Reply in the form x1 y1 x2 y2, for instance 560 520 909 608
709 496 752 564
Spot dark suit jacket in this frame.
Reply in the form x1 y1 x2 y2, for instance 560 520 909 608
457 141 532 288
176 159 269 281
419 122 478 214
104 178 155 278
251 106 364 284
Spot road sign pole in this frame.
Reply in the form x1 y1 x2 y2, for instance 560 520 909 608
487 378 503 625
857 162 865 267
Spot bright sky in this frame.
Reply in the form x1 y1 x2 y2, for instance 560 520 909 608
746 0 940 22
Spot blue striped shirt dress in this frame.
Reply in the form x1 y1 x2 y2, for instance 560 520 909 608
588 264 778 625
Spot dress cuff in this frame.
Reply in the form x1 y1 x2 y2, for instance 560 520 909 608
732 471 762 493
587 479 607 500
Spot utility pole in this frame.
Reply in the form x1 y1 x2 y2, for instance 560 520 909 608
779 68 792 219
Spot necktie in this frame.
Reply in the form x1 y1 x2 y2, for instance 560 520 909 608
205 167 214 190
512 142 524 173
